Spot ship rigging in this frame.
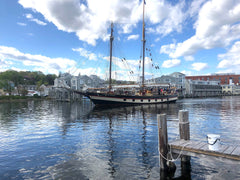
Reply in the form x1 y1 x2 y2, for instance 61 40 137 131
81 0 178 106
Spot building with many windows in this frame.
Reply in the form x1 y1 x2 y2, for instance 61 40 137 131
185 79 222 97
186 73 240 85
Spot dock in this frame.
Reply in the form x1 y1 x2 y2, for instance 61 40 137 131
170 139 240 161
157 110 240 178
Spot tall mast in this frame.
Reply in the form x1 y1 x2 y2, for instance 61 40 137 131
109 22 114 91
142 0 146 87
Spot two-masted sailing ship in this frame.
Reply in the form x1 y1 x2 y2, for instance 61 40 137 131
83 1 178 106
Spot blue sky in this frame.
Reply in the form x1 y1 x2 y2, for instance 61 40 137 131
0 0 240 81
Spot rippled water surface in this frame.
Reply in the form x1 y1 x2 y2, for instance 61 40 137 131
0 96 240 179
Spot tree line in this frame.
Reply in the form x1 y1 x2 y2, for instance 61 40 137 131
0 70 57 95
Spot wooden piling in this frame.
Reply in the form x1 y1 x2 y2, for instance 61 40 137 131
157 114 168 170
178 110 190 163
179 110 190 140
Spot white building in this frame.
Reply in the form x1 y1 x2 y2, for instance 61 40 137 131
222 85 240 95
185 79 222 97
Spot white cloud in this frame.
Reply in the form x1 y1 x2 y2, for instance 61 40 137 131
105 56 139 73
72 48 98 61
0 57 11 72
188 0 207 17
73 65 138 81
144 0 186 36
191 62 208 71
25 13 33 19
0 57 8 66
162 59 181 68
154 37 160 42
17 22 27 26
25 13 47 26
71 67 103 77
217 41 240 73
31 18 47 26
181 70 193 76
0 46 76 74
72 46 140 80
18 0 190 46
184 56 194 61
0 67 28 73
160 0 240 58
156 5 185 35
160 43 177 55
127 34 139 41
19 0 142 46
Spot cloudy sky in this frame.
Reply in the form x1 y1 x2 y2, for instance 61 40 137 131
0 0 240 81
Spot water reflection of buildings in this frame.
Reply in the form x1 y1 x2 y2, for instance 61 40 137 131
50 100 94 135
2 98 239 179
219 96 240 144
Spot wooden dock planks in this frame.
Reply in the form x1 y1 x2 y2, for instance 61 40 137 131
169 140 240 161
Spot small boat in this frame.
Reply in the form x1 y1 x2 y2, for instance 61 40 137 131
83 0 178 106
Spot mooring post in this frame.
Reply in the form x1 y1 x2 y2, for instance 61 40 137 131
157 114 168 170
179 110 190 141
178 110 191 173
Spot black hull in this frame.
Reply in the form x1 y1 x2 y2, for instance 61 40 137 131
85 93 178 106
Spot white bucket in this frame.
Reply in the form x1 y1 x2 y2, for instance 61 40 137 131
207 134 220 151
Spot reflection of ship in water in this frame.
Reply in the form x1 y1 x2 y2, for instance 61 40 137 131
49 101 180 178
90 103 178 118
88 103 179 178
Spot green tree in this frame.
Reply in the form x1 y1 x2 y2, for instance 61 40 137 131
0 70 57 87
0 80 14 95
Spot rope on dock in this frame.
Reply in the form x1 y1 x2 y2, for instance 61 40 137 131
159 142 190 163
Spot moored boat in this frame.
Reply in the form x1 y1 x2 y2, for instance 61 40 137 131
86 93 177 105
82 0 178 106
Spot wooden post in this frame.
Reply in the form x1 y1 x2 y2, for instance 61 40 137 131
158 114 168 170
179 110 191 170
179 110 190 140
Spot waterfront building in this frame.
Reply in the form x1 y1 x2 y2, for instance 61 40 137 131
50 72 240 99
25 85 37 91
222 84 240 95
54 73 71 88
145 72 186 96
185 79 222 97
170 72 186 88
71 75 80 90
51 73 105 101
146 72 185 88
186 73 240 85
78 75 105 89
39 84 52 97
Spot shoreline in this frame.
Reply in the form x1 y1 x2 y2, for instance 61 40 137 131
0 96 50 103
1 94 239 103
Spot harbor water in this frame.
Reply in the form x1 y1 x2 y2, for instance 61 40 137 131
0 96 240 179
